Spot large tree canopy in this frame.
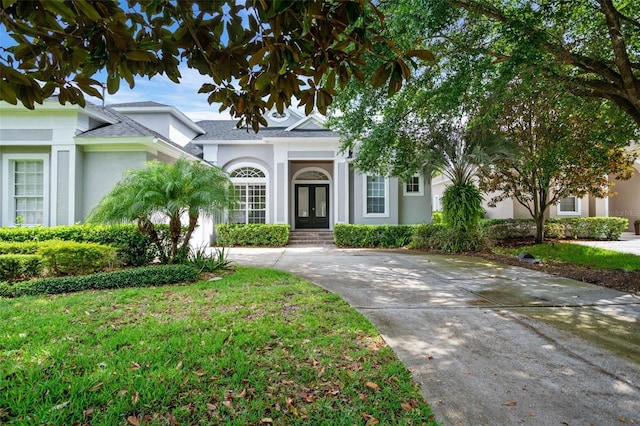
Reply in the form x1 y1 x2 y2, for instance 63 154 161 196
444 0 640 126
0 0 432 131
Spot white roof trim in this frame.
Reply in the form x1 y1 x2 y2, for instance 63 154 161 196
284 113 327 131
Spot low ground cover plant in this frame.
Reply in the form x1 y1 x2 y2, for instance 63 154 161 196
0 268 436 425
216 223 290 246
0 264 199 297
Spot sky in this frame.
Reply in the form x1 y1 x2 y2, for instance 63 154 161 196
88 65 235 122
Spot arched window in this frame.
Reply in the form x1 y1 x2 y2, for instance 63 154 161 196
296 170 329 181
229 165 267 224
230 167 265 179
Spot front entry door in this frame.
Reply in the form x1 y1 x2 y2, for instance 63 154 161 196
295 184 329 229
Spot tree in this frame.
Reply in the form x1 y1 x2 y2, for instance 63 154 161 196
0 0 432 131
477 75 638 243
442 0 640 126
87 158 233 263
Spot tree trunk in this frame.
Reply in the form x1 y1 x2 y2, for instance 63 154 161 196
534 214 545 244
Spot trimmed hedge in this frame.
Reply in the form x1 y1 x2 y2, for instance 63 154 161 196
216 223 290 246
0 241 41 254
0 264 199 298
0 254 43 281
37 240 116 275
0 224 160 266
482 217 628 241
334 224 415 248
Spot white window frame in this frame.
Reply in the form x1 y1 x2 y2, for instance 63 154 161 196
2 153 50 227
228 163 269 224
362 175 389 218
433 195 441 212
403 174 424 196
557 196 581 216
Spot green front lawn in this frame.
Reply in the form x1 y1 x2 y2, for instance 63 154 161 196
497 242 640 271
0 267 436 425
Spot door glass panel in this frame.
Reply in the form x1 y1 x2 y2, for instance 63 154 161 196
298 187 309 217
315 186 327 217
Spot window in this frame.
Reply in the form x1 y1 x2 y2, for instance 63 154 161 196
364 175 388 217
557 196 580 215
2 154 49 227
403 174 424 196
433 195 441 212
229 166 267 224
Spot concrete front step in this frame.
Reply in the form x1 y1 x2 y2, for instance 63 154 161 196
288 231 335 246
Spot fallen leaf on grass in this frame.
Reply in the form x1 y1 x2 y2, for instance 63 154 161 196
168 412 179 425
260 418 274 424
222 400 233 409
206 403 217 411
175 360 183 370
131 391 139 405
88 382 103 392
401 402 413 411
127 415 140 426
130 361 141 370
51 401 70 411
503 400 517 407
365 382 380 391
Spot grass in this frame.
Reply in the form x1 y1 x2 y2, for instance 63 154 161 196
497 242 640 271
0 267 436 425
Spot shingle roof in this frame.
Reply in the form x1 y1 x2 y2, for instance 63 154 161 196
193 120 338 141
76 106 200 158
107 101 172 108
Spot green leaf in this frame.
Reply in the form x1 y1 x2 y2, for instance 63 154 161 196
73 0 102 20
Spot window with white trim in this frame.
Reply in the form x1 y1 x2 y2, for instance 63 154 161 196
364 175 389 216
557 196 580 215
229 166 267 224
403 174 424 196
433 195 441 212
2 154 49 227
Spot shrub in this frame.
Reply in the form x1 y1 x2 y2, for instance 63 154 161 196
549 217 628 240
0 241 41 254
0 224 160 266
481 217 627 241
412 225 489 253
0 254 43 281
37 240 117 276
0 265 199 298
410 223 447 249
481 219 535 240
333 224 415 248
216 224 290 246
431 211 444 225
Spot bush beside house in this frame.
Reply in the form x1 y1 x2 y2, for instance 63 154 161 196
216 224 290 246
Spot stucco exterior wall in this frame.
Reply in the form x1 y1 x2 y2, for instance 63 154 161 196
81 151 147 220
398 177 432 224
609 164 640 231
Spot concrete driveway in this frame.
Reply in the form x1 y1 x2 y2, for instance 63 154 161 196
228 247 640 425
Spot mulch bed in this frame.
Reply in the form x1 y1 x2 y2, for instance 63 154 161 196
468 238 640 296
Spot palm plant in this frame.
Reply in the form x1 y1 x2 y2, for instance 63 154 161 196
87 158 234 264
423 121 510 233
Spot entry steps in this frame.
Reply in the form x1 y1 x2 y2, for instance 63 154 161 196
288 230 335 246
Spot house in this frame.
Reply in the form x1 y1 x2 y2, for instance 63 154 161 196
431 148 640 231
0 99 432 244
